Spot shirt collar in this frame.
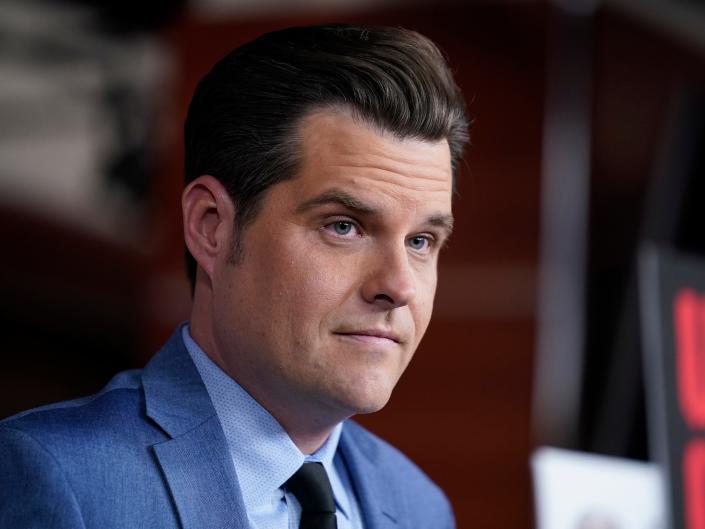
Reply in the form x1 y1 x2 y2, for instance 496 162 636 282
304 423 351 519
181 325 350 518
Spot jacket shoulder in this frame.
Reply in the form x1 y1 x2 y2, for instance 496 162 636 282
1 368 146 438
343 420 455 528
0 368 173 528
0 367 169 466
0 426 87 528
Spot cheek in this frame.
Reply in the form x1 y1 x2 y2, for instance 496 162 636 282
267 240 353 332
412 272 438 338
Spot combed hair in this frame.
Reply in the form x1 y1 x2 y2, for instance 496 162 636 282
184 24 469 288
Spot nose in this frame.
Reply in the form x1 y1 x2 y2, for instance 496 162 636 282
361 244 417 310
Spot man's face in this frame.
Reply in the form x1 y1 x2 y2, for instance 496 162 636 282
211 110 453 422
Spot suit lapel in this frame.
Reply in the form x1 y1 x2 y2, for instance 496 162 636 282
339 423 402 529
152 417 249 529
143 328 249 529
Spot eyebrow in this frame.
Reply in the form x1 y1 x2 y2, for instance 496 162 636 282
427 213 454 236
295 188 454 235
295 189 378 216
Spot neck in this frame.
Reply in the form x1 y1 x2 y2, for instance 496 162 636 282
278 418 337 455
189 303 347 455
226 367 347 454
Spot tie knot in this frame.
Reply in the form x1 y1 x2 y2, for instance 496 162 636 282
285 462 336 514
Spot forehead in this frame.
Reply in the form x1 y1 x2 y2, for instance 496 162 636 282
290 110 453 211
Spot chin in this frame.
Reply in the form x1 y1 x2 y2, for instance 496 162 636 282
349 400 390 416
330 379 396 416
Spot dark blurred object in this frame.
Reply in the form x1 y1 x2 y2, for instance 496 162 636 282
581 25 705 459
668 96 705 255
0 206 144 418
0 0 184 416
0 0 174 240
532 0 705 464
639 247 705 529
533 1 595 451
61 0 187 34
583 83 705 460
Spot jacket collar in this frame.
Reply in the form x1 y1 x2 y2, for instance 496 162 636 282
142 325 216 437
340 421 402 528
142 326 249 529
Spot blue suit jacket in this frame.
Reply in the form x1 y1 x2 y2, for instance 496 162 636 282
0 329 454 528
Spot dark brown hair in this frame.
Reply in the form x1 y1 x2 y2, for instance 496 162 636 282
184 24 469 289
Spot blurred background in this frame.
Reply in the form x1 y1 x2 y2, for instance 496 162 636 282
1 0 705 527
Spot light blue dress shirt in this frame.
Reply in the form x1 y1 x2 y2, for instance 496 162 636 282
182 325 364 529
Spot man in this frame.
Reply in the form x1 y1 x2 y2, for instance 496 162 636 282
0 24 468 528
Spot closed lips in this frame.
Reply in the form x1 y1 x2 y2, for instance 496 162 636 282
334 330 401 343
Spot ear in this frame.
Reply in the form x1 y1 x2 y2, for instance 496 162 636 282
182 175 236 281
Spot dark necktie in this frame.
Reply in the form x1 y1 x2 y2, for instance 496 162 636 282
285 462 338 529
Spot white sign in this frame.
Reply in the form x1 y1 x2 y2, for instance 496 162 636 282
532 447 665 529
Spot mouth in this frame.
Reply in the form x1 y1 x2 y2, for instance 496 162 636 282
333 329 402 345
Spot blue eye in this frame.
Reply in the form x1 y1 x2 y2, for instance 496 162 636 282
322 219 361 239
408 235 429 252
332 221 354 235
